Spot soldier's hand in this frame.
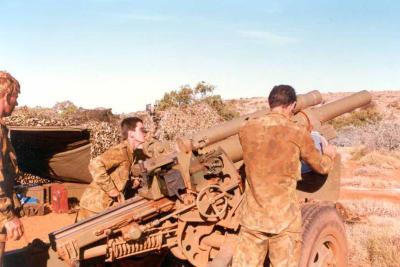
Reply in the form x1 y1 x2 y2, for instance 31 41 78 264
131 164 142 177
132 177 141 189
323 144 337 159
320 136 337 159
5 217 24 241
107 188 120 198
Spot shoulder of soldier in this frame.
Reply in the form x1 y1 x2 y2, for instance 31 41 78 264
263 113 308 135
257 112 290 127
283 119 311 144
97 141 128 160
239 117 257 133
108 141 128 152
239 114 273 131
287 118 309 134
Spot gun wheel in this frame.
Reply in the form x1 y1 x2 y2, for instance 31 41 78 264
196 185 228 219
300 204 348 267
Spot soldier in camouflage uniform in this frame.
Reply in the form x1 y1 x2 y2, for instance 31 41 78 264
0 71 24 267
233 85 337 267
77 117 148 221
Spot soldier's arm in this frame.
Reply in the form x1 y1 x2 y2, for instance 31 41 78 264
0 183 16 228
0 147 16 229
0 169 24 241
298 129 333 175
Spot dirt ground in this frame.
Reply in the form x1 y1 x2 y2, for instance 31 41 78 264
5 213 76 251
337 147 400 267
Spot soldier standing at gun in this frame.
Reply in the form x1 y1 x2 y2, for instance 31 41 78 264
77 117 148 221
233 85 337 267
0 72 24 267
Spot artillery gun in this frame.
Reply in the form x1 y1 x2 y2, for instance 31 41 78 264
48 90 371 267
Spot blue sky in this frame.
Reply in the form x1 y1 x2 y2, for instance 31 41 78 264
0 0 399 113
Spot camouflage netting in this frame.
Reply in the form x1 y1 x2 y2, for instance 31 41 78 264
5 105 122 158
6 102 224 184
154 103 223 142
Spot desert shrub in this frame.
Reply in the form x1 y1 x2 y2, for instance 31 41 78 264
350 146 370 161
390 150 400 160
341 200 400 218
373 123 400 151
329 107 382 130
333 122 400 151
203 95 238 120
157 82 238 120
347 216 400 267
53 101 79 117
358 151 400 169
366 232 400 267
341 173 398 188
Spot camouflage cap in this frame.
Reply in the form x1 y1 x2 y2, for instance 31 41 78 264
0 71 20 96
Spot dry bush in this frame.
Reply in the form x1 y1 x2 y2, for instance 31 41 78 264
203 95 239 120
352 166 390 177
157 82 238 120
329 107 382 130
346 216 400 267
388 150 400 160
350 146 370 161
341 175 398 189
333 122 400 151
340 200 400 218
358 151 400 170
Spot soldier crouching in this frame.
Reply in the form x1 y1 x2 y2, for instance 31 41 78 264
77 117 148 221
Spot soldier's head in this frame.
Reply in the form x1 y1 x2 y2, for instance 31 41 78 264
268 85 297 116
0 71 20 117
121 117 147 147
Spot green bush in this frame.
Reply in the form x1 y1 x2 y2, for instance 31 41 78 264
157 82 238 120
53 101 79 117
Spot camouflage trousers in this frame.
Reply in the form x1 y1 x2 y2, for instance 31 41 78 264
232 226 302 267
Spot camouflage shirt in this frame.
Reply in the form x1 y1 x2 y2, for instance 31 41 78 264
0 122 20 229
80 140 147 213
238 112 333 234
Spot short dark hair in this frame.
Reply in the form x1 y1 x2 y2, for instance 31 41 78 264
121 117 143 140
268 85 297 109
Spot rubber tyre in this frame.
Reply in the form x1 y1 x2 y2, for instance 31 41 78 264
299 203 348 267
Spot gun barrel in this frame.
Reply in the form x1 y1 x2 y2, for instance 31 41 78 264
293 90 322 113
313 90 372 123
201 90 372 164
190 90 322 149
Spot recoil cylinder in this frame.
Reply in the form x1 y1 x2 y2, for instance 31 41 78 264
107 235 163 260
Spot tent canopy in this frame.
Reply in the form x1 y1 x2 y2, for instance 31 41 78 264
10 126 92 184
